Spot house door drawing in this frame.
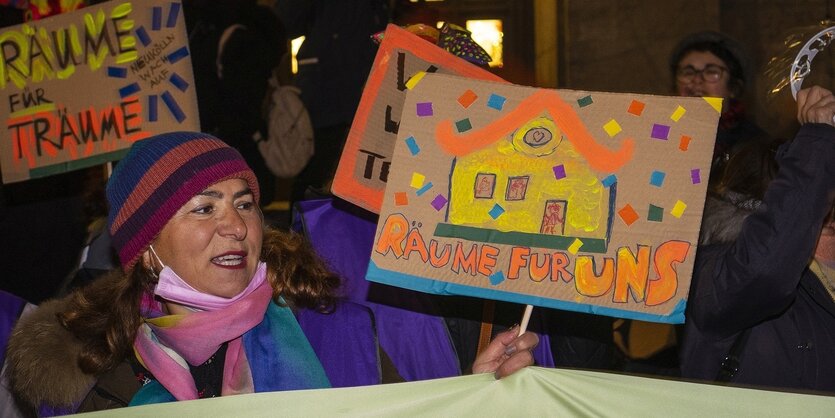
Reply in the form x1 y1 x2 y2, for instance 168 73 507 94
540 200 567 235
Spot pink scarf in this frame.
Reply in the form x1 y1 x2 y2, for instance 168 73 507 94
133 267 273 400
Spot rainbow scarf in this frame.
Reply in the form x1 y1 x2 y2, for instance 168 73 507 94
132 271 330 404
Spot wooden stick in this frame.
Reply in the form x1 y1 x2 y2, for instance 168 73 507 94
518 304 533 336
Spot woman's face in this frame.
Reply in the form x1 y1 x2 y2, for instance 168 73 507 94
675 50 732 99
149 178 263 298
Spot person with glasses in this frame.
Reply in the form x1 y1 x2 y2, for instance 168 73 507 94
616 30 771 378
670 30 769 185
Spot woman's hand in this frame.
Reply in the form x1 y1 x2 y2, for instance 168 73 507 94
471 326 539 379
797 85 835 126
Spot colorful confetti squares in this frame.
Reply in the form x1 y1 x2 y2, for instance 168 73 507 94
431 194 448 211
489 271 505 286
670 105 686 122
405 136 420 155
671 200 687 218
704 97 723 113
650 170 666 187
455 118 473 133
578 95 593 107
552 164 567 180
394 192 408 206
679 135 691 151
568 238 584 254
603 120 622 137
651 123 670 140
628 100 645 116
416 102 433 117
618 204 639 226
458 90 478 108
487 93 506 110
406 71 426 89
410 172 426 189
648 204 663 222
691 168 701 184
488 203 505 219
416 182 433 196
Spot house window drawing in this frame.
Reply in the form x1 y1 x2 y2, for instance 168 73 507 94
432 90 635 254
540 200 567 235
505 176 529 201
474 173 496 199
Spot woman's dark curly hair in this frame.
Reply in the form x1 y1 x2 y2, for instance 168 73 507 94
58 226 340 376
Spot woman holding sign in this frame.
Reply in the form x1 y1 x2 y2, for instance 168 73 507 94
5 132 537 414
680 86 835 392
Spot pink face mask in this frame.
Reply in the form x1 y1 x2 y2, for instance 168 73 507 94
150 245 267 312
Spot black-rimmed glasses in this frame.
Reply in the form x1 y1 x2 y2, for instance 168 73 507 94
676 64 727 83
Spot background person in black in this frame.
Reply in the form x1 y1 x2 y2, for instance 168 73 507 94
184 0 287 206
274 0 389 203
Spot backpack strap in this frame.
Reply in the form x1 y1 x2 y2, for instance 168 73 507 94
216 23 247 80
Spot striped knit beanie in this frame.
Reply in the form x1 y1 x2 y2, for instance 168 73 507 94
107 131 260 271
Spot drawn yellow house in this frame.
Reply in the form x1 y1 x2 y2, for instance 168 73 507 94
433 90 634 253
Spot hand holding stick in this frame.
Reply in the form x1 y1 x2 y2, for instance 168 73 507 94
471 304 539 379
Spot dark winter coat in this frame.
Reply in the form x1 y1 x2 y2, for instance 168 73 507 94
680 124 835 393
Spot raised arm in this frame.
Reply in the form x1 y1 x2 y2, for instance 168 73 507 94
688 86 835 338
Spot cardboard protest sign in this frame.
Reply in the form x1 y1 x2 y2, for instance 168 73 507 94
331 24 505 213
0 0 198 184
368 74 722 323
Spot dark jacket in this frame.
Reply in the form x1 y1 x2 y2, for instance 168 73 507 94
680 124 835 393
274 0 388 129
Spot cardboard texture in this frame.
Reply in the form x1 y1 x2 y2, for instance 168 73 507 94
368 73 721 324
0 0 198 184
331 24 505 213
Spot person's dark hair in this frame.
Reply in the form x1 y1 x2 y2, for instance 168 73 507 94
713 137 785 201
58 267 153 375
58 226 340 376
670 31 747 98
700 138 784 245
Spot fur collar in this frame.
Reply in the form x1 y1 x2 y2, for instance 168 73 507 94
4 296 95 408
699 192 760 246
